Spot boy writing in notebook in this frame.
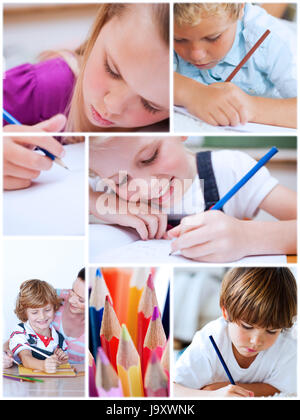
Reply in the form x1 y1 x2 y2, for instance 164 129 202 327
174 267 297 397
89 136 296 263
9 280 68 374
174 3 297 128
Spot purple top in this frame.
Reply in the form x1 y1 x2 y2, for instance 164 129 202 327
3 58 75 127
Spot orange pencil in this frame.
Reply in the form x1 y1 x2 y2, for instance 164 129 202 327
100 296 121 372
225 29 270 82
102 268 132 325
142 306 167 378
144 351 169 397
137 273 159 359
127 268 149 346
117 324 144 397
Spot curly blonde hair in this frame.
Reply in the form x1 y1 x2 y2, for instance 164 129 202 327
174 3 243 26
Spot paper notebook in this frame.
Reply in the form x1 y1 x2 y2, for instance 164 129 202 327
89 224 287 264
173 106 297 133
19 363 76 378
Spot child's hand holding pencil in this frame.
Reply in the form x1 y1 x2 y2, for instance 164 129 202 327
3 114 67 190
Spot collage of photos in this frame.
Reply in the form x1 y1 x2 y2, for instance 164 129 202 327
1 1 299 403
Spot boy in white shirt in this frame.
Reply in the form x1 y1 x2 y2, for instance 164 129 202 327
175 267 297 397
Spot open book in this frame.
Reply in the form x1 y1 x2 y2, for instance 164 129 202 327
89 224 287 264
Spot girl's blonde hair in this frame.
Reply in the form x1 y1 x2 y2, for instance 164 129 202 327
64 3 169 132
220 268 297 329
174 3 243 26
15 279 63 322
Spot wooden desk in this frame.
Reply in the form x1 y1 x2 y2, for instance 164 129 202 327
3 364 85 398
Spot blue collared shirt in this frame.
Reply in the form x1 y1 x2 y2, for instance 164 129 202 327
174 4 297 98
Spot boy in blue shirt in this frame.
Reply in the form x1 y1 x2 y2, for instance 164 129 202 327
174 3 297 128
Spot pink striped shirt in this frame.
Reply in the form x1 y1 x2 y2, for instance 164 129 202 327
53 290 85 364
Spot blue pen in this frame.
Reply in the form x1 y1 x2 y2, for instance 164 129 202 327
209 335 235 385
3 109 68 169
211 146 278 210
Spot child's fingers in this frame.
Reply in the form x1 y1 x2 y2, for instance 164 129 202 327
13 135 65 160
155 215 168 239
4 176 32 190
4 161 41 180
5 141 53 171
138 214 159 239
171 226 211 253
120 214 149 240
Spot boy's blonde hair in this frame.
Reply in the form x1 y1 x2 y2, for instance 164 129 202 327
174 3 243 26
15 279 62 322
220 268 297 330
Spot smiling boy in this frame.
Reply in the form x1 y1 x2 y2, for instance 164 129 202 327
9 279 68 373
174 3 297 128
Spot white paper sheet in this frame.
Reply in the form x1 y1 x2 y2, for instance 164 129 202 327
3 143 85 236
89 224 287 264
173 106 297 134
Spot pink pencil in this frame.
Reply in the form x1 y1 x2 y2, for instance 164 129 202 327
144 351 169 397
96 347 123 397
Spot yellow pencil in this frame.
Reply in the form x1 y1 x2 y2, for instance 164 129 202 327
126 268 149 346
117 324 144 397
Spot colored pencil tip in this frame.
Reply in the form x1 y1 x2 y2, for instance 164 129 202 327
105 294 112 305
96 268 101 277
150 350 159 364
151 306 160 321
98 347 109 365
147 273 155 290
121 324 131 342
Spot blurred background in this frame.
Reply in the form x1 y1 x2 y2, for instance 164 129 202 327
3 3 99 70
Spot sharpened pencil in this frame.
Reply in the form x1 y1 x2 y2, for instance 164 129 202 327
117 324 144 397
100 295 121 372
144 351 169 397
96 347 123 397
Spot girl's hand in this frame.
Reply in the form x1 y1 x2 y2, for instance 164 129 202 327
44 355 59 374
211 384 254 398
168 211 248 262
3 114 66 190
92 191 168 240
54 348 69 363
187 82 254 127
3 350 14 369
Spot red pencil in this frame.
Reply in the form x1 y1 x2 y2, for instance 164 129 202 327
137 273 159 359
142 306 166 379
225 29 270 82
144 351 169 397
100 295 121 372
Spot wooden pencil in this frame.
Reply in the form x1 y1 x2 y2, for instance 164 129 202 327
127 268 149 346
89 268 111 360
100 295 121 372
96 347 123 397
117 324 144 397
137 273 159 359
144 351 169 397
142 306 167 379
225 29 270 82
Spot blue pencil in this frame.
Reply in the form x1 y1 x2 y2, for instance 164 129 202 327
3 109 68 169
209 335 235 385
211 147 278 210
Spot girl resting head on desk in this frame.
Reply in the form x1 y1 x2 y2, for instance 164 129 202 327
3 3 170 190
89 136 296 263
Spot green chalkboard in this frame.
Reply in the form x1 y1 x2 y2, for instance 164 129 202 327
203 136 297 149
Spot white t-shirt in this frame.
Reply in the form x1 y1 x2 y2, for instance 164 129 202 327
171 150 278 220
175 317 297 395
